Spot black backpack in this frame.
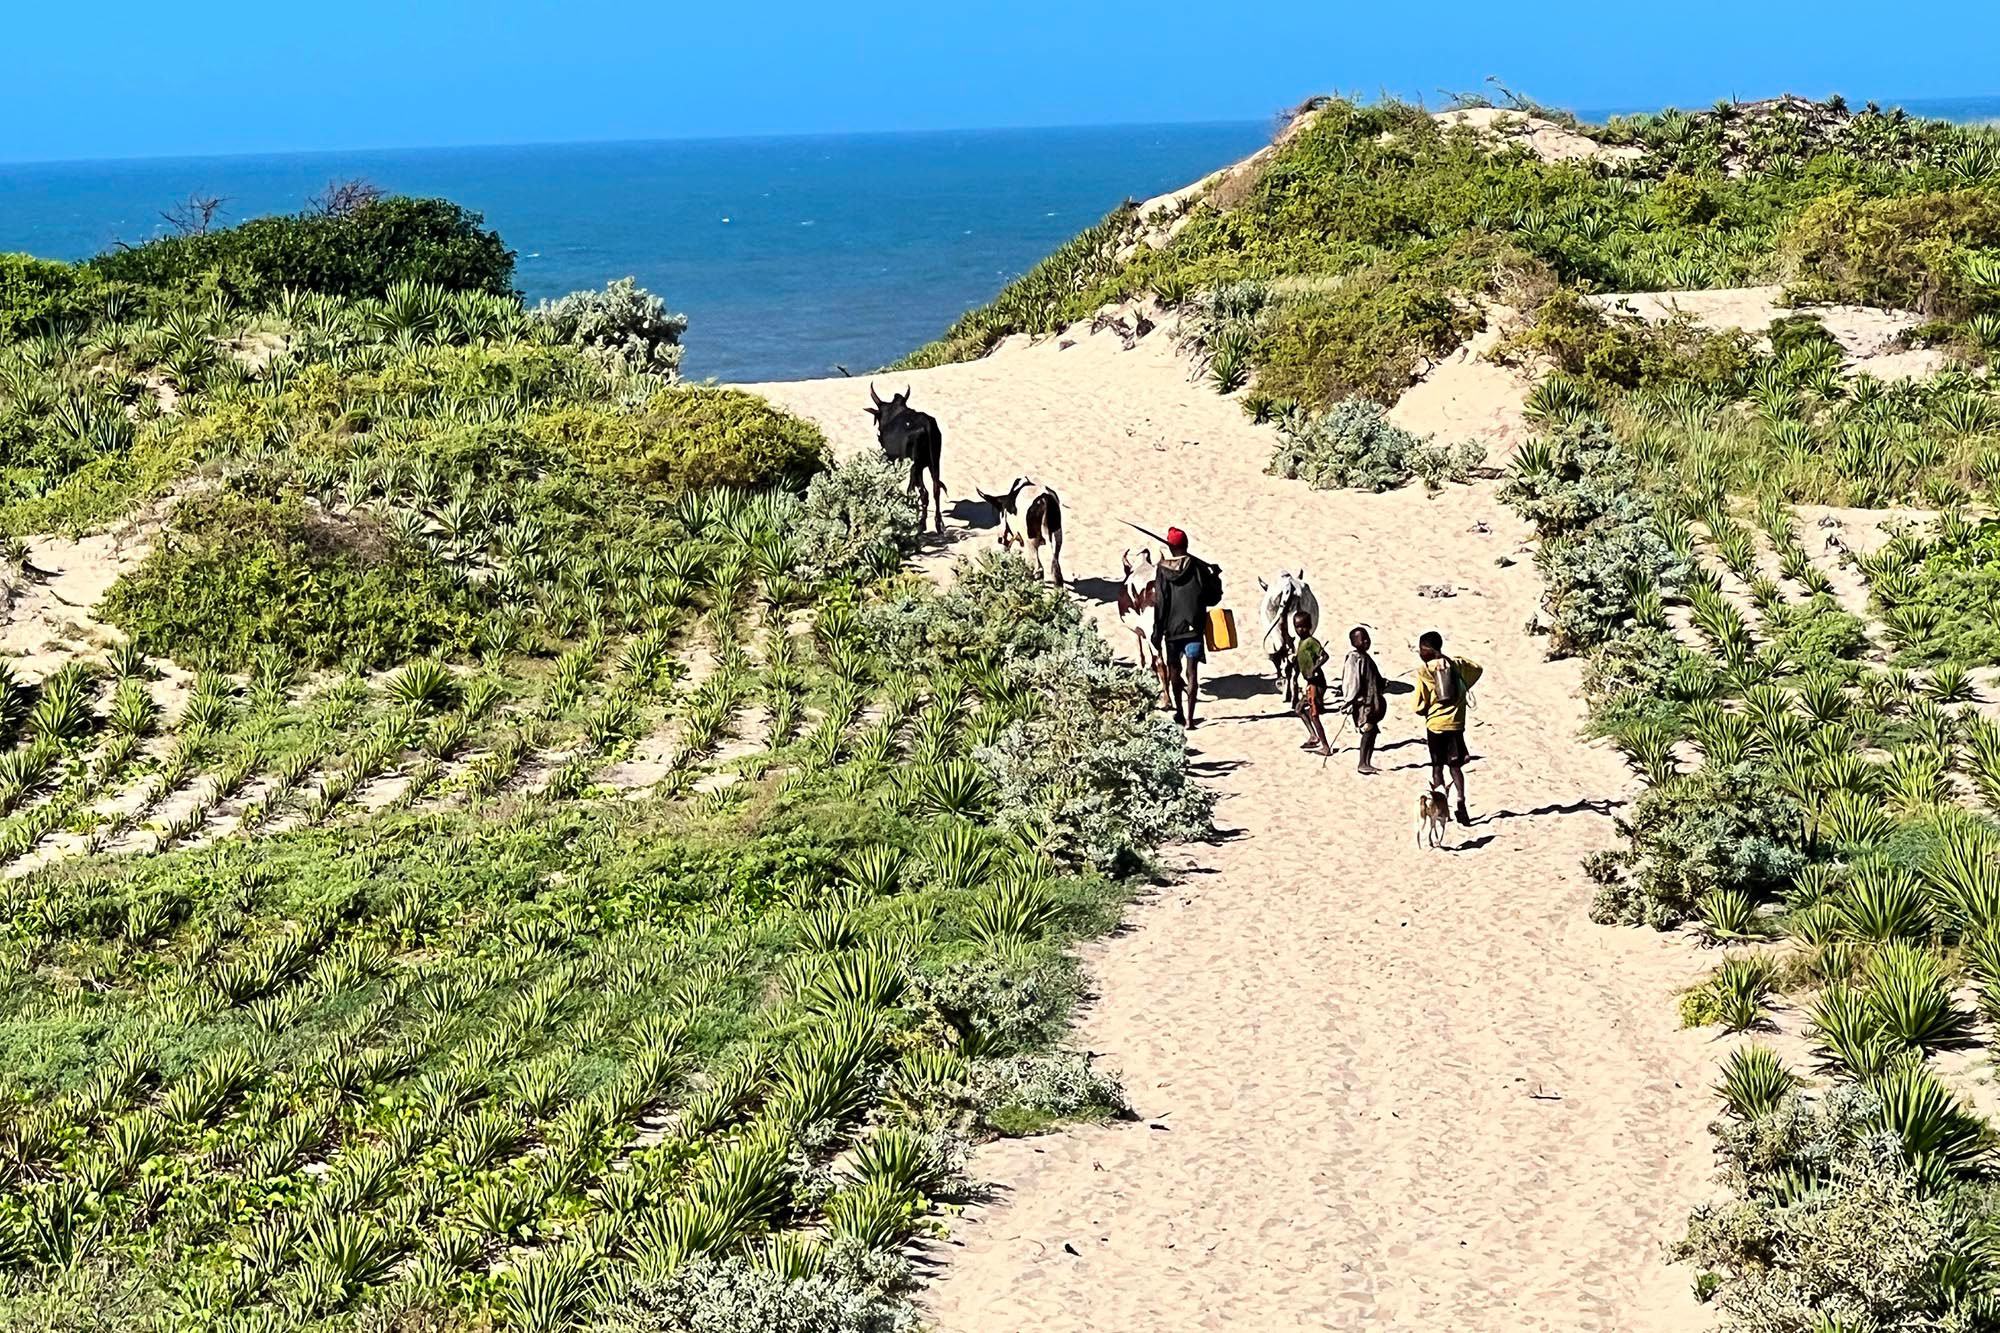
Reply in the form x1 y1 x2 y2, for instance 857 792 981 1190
1196 559 1224 609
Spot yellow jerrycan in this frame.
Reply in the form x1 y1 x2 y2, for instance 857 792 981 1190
1204 607 1238 652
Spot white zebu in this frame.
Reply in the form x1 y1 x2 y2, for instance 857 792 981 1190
1257 569 1321 704
1118 547 1161 675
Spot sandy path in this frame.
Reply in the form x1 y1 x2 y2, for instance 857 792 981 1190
747 327 1717 1331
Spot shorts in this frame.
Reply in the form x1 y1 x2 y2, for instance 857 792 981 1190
1425 729 1469 766
1349 703 1380 735
1166 635 1205 664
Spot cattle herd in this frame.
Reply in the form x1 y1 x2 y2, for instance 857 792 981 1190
865 386 1315 701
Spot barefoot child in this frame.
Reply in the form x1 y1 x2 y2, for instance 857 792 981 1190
1342 626 1386 774
1292 610 1332 756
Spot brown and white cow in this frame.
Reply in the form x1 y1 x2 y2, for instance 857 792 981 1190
1119 546 1160 675
976 477 1065 585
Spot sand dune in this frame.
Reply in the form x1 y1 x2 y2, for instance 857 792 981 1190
746 324 1719 1331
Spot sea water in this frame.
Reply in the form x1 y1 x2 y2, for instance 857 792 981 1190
0 124 1271 382
4 99 1996 382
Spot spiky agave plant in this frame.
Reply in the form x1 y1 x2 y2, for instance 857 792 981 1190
1881 744 1953 815
824 1176 921 1253
1862 940 1967 1052
1918 813 2000 935
27 664 98 745
1714 1045 1796 1120
385 657 459 715
1697 889 1764 944
965 877 1065 947
920 820 995 894
840 844 907 898
1925 660 1977 705
1808 981 1896 1079
1832 862 1934 941
799 949 907 1014
1812 789 1897 855
1871 1054 1989 1186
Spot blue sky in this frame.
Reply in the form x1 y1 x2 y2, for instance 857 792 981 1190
5 0 1997 164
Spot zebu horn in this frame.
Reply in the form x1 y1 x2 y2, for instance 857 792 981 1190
869 383 884 407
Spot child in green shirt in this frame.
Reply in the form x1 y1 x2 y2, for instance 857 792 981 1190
1292 610 1332 757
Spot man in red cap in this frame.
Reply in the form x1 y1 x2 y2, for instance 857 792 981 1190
1151 526 1218 728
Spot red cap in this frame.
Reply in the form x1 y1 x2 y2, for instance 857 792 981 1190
1164 526 1188 551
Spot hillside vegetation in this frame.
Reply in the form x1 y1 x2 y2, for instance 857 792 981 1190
906 93 2000 1329
0 198 1208 1331
901 97 2000 468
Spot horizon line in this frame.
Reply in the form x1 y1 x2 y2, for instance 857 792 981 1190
6 90 1997 172
0 115 1278 173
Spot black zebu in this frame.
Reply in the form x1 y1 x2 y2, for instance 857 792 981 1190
864 384 945 535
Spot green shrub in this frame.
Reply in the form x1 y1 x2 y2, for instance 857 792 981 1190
532 277 687 379
99 490 483 669
795 455 924 581
1784 187 2000 316
1505 289 1757 394
1583 627 1700 730
971 1049 1128 1135
1595 762 1807 928
910 952 1074 1057
1678 1127 1986 1329
1266 398 1474 493
1765 313 1843 361
862 549 1084 671
981 645 1214 873
1252 260 1479 409
1764 600 1870 673
529 386 825 496
0 255 114 340
1876 517 2000 664
593 1249 918 1333
88 197 515 304
1534 521 1685 660
1502 423 1687 658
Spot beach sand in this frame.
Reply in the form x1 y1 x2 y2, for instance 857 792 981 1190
746 323 1719 1331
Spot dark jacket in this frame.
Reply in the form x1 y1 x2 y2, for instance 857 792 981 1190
1153 554 1206 644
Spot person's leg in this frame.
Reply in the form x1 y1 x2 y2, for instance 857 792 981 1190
1449 749 1469 822
1164 653 1187 724
1357 721 1379 774
1184 649 1202 728
1308 687 1331 756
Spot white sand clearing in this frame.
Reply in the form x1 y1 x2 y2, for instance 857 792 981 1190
1389 322 1539 462
746 324 1718 1332
1591 286 1947 380
1433 109 1647 166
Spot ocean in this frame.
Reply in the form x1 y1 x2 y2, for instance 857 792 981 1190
0 124 1272 383
4 97 1996 382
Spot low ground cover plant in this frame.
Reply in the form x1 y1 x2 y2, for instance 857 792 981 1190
0 211 1209 1332
1504 297 2000 1324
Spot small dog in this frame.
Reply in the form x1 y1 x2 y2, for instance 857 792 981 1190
1416 787 1450 848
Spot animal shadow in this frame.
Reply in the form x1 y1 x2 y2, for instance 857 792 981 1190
1068 575 1124 606
946 498 999 531
1204 672 1273 701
